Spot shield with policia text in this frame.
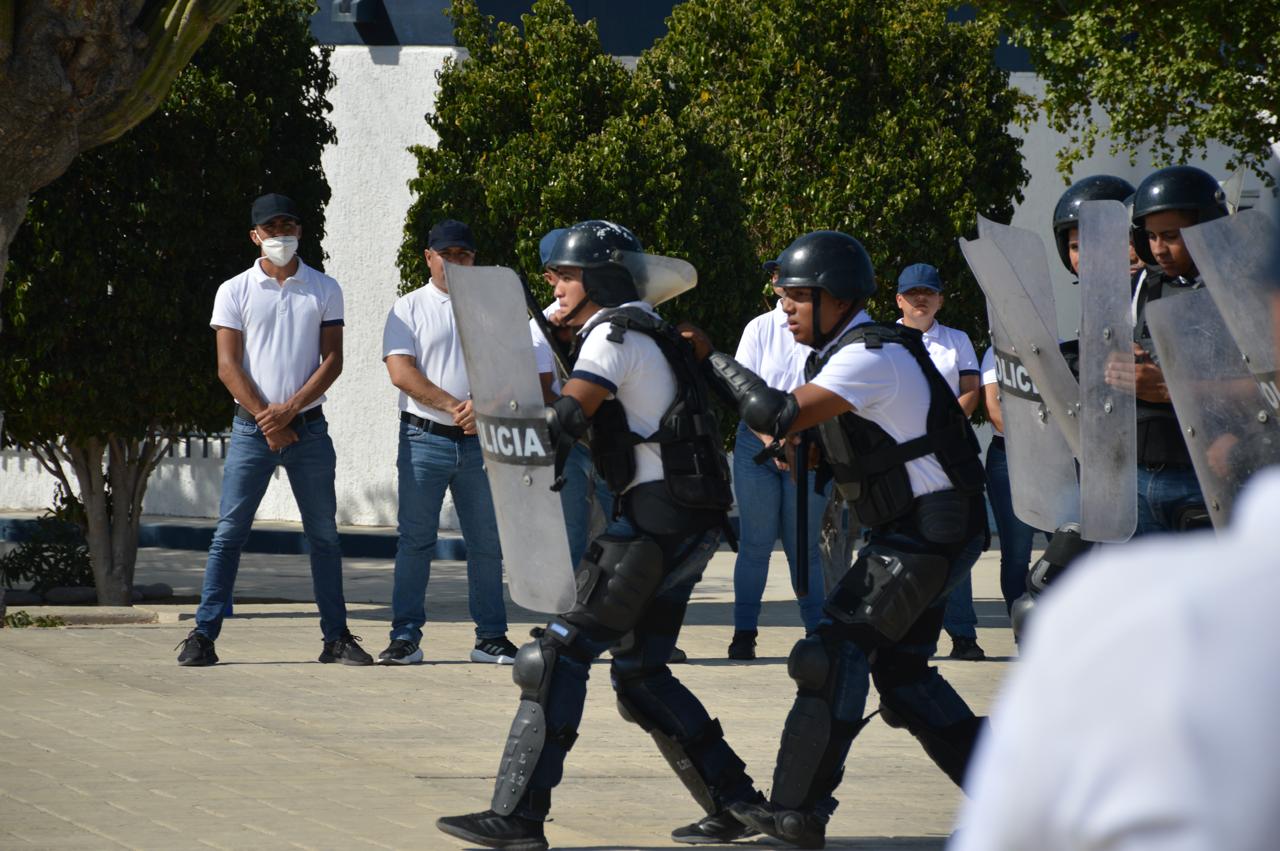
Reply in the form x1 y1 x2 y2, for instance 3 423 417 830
1075 200 1138 541
444 263 577 613
961 226 1080 533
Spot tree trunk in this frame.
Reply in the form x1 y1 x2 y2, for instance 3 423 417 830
0 195 27 311
66 438 134 605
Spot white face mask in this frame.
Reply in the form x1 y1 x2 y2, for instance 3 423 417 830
259 235 298 266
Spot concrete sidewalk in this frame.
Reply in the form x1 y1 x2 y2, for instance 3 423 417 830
0 547 1021 850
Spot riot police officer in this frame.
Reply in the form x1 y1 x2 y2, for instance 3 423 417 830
436 221 764 850
1121 165 1228 533
1052 174 1137 279
687 230 989 848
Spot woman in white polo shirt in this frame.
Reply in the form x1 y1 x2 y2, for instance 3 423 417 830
726 263 827 661
896 262 986 661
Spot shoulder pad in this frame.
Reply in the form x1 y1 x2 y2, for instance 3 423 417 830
602 306 662 344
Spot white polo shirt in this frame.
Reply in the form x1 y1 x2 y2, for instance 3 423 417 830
531 301 563 393
571 302 676 490
897 318 979 396
382 279 471 425
808 311 952 497
210 257 343 411
734 301 811 391
953 468 1280 851
980 346 1003 437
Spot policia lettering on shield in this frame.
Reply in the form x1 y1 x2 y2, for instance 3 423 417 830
683 230 989 849
437 221 768 851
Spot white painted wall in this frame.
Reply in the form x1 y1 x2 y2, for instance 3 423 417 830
0 55 1260 526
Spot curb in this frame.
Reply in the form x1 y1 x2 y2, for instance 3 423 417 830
4 606 159 626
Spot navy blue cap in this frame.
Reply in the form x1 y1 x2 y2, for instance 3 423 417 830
251 193 299 226
897 263 943 293
762 256 782 275
428 219 476 252
539 228 567 266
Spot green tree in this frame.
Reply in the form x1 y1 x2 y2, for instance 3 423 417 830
0 1 243 302
979 0 1280 181
399 0 760 349
641 0 1030 341
0 0 334 605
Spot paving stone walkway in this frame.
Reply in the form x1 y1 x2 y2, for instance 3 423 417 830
0 545 1022 850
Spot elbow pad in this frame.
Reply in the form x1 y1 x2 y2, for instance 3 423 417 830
704 351 799 439
546 395 590 446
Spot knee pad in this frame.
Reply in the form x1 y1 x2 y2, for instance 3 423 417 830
1173 503 1211 532
492 633 578 815
562 535 665 637
773 629 873 811
825 545 949 644
787 634 832 691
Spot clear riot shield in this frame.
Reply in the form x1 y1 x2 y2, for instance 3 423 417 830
1145 288 1276 528
961 235 1079 531
445 264 577 613
1076 200 1138 542
1184 210 1280 418
974 215 1083 457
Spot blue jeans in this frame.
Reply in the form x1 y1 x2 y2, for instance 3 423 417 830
1134 464 1205 536
514 516 757 820
391 422 506 643
732 423 826 631
195 415 347 642
802 519 987 816
984 440 1039 613
558 441 614 567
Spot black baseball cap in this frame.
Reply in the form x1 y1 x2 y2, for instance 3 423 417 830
428 219 476 252
251 193 300 226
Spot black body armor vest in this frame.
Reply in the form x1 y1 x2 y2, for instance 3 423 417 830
587 307 734 517
804 322 985 529
1133 270 1200 467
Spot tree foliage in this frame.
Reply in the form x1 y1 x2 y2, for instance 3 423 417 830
641 0 1030 341
0 0 334 605
980 0 1280 181
400 0 760 347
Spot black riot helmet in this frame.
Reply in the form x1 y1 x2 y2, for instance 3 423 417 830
775 230 877 347
1131 166 1228 265
544 220 644 309
1051 175 1136 273
775 230 876 301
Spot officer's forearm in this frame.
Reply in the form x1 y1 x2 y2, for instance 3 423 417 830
703 351 798 439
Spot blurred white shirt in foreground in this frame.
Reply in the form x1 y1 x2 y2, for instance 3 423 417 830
952 467 1280 851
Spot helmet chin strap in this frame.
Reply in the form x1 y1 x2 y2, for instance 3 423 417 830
556 295 593 329
810 291 858 350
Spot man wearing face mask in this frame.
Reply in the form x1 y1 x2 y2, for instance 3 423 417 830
176 193 371 667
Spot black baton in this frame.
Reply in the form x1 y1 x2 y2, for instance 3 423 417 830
795 429 811 598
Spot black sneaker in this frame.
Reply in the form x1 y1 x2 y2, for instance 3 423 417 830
471 636 519 664
672 809 759 844
727 629 758 660
319 632 374 665
949 635 986 661
175 630 218 667
378 638 424 665
730 800 826 849
436 809 548 850
669 645 689 664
